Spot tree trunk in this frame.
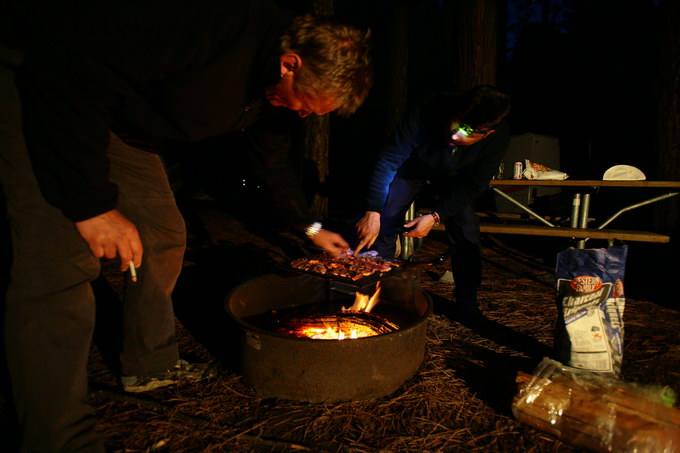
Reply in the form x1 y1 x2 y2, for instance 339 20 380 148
654 0 680 228
381 0 410 139
304 0 334 219
304 115 330 219
444 0 499 92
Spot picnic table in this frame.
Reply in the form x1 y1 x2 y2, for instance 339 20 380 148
483 179 680 248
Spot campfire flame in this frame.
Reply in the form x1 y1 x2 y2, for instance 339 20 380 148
288 284 395 340
344 283 381 313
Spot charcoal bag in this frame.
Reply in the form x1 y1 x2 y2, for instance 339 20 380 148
554 245 627 376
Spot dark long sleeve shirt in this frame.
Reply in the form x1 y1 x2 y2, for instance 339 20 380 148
9 0 316 227
365 93 510 220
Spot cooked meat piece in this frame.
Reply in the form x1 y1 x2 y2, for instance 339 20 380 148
289 250 400 280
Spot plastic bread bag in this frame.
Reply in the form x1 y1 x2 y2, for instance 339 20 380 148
554 245 627 377
513 358 679 453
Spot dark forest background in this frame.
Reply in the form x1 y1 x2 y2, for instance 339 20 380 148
178 0 679 234
1 0 678 306
164 0 677 307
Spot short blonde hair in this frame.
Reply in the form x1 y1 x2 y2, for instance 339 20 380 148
280 15 373 117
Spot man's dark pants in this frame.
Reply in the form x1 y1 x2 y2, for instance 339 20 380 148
0 46 185 452
371 176 482 306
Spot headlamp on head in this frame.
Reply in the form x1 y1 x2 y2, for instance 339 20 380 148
450 122 490 138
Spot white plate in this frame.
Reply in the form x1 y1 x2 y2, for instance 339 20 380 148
603 165 646 181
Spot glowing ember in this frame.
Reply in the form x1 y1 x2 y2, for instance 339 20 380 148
300 320 386 340
273 283 399 340
283 313 399 340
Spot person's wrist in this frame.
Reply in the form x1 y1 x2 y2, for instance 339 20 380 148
428 211 441 226
305 222 323 238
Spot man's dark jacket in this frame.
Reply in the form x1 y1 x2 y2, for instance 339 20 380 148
8 0 315 227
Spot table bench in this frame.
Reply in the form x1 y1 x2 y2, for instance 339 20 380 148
477 224 669 243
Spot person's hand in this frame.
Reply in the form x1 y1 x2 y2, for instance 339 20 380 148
401 214 437 238
74 209 143 272
354 211 381 253
309 229 350 255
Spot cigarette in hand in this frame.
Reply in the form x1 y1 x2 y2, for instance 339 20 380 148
129 260 137 282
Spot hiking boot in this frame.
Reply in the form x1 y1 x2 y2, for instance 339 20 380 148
452 302 487 324
121 359 215 393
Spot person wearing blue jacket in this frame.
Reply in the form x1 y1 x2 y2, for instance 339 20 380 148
355 85 510 320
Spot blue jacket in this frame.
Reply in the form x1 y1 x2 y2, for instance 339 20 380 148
365 93 510 220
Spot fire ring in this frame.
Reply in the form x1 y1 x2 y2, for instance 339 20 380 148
225 274 432 402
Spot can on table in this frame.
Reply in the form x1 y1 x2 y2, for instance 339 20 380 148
513 161 523 179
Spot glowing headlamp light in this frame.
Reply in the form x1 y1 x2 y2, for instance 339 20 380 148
450 123 490 138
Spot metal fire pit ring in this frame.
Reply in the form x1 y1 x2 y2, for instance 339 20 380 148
225 273 432 403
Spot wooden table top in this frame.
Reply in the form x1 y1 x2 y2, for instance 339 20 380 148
489 179 680 188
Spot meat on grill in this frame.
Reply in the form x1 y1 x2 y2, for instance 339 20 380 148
290 250 401 281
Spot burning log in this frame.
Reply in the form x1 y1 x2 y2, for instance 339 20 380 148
275 311 400 339
243 283 403 340
512 359 680 453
